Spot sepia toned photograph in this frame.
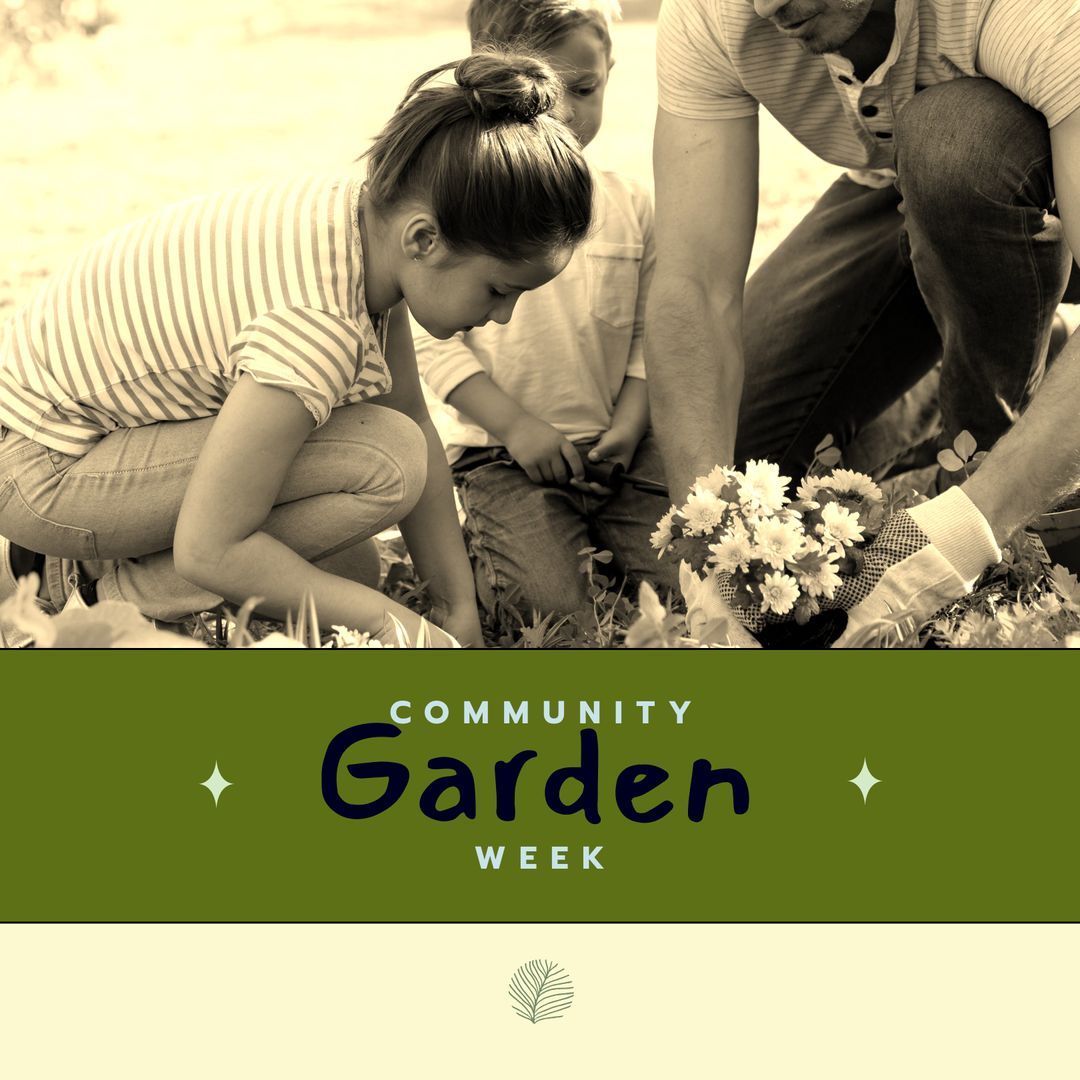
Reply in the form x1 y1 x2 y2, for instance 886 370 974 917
2 0 1079 649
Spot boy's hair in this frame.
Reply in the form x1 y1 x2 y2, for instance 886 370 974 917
363 50 592 263
467 0 621 55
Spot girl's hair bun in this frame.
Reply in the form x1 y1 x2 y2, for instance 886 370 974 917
455 50 561 123
364 47 592 263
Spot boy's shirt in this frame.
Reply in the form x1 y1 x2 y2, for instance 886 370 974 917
414 170 654 464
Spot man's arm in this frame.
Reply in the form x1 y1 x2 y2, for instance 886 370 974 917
962 109 1080 542
833 111 1080 646
646 108 759 502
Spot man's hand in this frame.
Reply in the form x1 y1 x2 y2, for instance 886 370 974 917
832 488 1002 647
504 415 585 485
575 426 645 494
588 426 641 470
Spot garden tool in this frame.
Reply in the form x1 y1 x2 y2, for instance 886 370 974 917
579 458 669 497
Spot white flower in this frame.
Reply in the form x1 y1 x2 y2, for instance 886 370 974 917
738 459 790 513
740 512 765 537
825 468 883 502
759 571 800 616
699 464 739 497
820 501 865 549
709 527 755 574
651 506 678 552
683 486 727 535
795 476 825 505
794 549 843 600
328 625 384 649
754 516 804 569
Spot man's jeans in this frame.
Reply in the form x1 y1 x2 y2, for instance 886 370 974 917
455 433 678 618
0 403 426 620
735 78 1080 478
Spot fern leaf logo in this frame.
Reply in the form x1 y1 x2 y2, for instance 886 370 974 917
508 959 574 1024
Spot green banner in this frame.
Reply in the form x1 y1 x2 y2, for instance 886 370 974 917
2 651 1075 921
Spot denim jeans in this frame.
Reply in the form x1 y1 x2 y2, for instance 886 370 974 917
455 433 678 617
0 403 426 620
735 78 1080 478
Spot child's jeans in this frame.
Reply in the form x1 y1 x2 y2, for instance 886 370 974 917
454 433 678 618
0 403 426 620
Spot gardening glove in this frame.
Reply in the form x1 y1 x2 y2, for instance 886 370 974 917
713 572 844 647
832 487 1001 647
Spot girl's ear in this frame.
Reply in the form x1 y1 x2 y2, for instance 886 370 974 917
400 212 441 262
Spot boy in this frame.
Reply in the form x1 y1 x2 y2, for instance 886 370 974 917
414 0 676 617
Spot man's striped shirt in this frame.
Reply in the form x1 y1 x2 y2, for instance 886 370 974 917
0 173 392 457
657 0 1080 174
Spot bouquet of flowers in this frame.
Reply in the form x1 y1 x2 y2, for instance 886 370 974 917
651 460 886 634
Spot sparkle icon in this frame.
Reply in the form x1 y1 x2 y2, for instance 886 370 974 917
200 762 232 807
849 759 881 804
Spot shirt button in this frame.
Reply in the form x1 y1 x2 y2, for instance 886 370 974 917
861 105 879 117
838 75 854 85
875 130 893 139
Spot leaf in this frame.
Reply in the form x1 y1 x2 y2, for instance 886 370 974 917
227 596 264 649
665 534 710 572
814 433 836 454
386 610 413 647
936 448 965 472
679 562 760 648
0 572 55 647
838 611 921 649
793 595 820 626
248 632 307 649
625 580 682 648
953 430 978 461
859 501 886 535
305 591 321 648
817 446 842 468
508 960 574 1024
791 547 831 577
1050 563 1080 610
50 602 203 649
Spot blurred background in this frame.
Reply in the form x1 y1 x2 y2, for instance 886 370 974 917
1 0 839 318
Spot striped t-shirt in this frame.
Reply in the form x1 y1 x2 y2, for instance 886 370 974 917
657 0 1080 173
0 173 392 457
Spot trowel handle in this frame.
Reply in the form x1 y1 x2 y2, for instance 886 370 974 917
582 458 626 490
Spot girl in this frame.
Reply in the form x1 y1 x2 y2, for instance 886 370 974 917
0 51 593 648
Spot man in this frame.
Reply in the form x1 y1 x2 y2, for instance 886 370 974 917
647 0 1080 644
